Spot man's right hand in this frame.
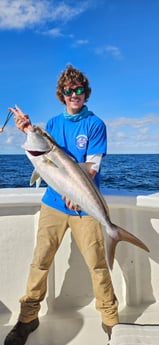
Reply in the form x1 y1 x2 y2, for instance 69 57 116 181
8 104 33 133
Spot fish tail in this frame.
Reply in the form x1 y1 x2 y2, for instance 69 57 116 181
106 223 149 270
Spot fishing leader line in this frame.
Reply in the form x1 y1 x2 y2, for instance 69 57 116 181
0 110 14 133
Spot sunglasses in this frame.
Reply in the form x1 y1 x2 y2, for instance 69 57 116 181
63 86 85 96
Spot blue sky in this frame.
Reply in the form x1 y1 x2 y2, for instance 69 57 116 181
0 0 159 154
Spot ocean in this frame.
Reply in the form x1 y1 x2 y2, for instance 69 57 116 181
0 154 158 196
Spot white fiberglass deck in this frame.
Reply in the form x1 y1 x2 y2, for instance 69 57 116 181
0 188 159 344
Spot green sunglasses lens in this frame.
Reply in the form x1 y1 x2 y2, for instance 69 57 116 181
76 87 85 95
63 87 85 96
63 88 71 96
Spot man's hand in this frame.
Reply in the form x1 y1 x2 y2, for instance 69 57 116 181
8 105 33 133
62 196 80 212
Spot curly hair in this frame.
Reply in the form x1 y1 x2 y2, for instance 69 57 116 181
56 64 91 104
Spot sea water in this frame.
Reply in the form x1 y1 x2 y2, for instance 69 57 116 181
0 154 158 195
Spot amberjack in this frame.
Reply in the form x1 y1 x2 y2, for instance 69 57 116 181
23 126 149 269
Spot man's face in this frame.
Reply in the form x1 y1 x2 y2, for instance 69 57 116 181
63 83 85 114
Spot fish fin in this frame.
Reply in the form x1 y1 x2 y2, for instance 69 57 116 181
106 223 150 270
35 177 42 188
106 235 117 271
43 153 64 167
30 169 41 187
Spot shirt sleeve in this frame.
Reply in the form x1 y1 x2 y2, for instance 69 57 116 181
45 118 53 134
87 119 107 156
86 154 103 172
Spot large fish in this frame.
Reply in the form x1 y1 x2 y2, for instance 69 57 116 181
23 126 149 269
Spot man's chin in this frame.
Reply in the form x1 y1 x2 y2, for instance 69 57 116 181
71 105 82 112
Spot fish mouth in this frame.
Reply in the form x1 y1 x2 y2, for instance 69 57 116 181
27 149 50 156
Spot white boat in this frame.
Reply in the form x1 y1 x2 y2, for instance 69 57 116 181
0 188 159 344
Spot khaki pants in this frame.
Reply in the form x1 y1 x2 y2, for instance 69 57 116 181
19 203 119 326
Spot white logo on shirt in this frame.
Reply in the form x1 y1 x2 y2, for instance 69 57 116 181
76 135 88 149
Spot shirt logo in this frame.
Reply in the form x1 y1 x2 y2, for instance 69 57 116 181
76 135 88 149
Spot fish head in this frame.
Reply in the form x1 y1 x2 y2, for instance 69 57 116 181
22 126 52 156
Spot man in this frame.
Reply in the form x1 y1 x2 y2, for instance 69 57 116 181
4 64 119 345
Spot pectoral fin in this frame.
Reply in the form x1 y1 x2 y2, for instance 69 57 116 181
30 169 41 187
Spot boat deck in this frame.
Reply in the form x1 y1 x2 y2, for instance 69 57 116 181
0 188 159 344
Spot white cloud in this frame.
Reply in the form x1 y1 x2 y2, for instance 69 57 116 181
0 0 47 29
6 135 14 144
0 0 92 30
71 39 89 48
105 45 122 58
95 44 122 59
75 39 89 45
106 114 159 129
139 127 149 134
0 126 25 153
43 28 63 37
116 131 128 139
105 114 159 153
1 115 159 154
0 122 46 154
